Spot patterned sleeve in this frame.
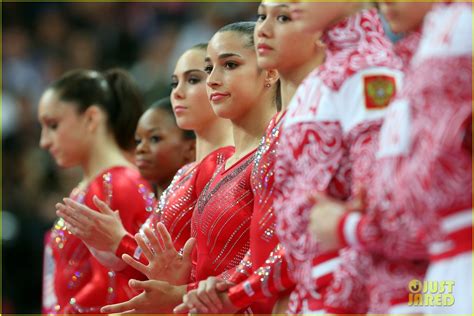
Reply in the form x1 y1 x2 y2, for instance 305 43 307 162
227 244 294 309
337 207 428 261
227 250 253 285
273 75 347 284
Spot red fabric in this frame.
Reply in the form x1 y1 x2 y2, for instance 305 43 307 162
227 113 294 313
394 3 472 259
327 32 430 315
191 149 256 284
273 9 405 314
372 3 472 260
115 147 235 271
42 166 154 313
334 4 472 313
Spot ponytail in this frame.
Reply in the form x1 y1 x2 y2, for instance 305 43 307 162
50 68 144 151
104 69 144 150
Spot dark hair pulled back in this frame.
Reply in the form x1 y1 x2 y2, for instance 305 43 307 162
50 68 144 151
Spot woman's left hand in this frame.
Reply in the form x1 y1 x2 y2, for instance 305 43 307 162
122 222 195 285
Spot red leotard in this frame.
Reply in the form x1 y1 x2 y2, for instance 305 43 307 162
42 166 154 313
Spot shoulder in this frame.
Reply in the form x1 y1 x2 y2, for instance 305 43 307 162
86 166 154 209
105 166 150 191
414 3 472 64
201 146 235 168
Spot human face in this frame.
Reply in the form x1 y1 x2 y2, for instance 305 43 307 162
255 2 319 72
38 89 90 168
135 108 191 186
289 2 358 33
379 2 433 34
205 31 268 120
171 49 216 132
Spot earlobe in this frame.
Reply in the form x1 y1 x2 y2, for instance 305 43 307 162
314 31 326 49
265 69 280 86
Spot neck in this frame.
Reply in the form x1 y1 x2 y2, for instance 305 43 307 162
279 51 326 112
230 97 276 162
195 118 233 162
82 133 133 183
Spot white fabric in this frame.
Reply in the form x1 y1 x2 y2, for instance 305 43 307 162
413 3 472 65
343 212 363 248
377 98 412 158
336 67 404 134
311 257 342 280
441 209 472 235
423 252 473 314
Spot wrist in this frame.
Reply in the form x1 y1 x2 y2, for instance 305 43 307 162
111 231 126 253
173 285 187 305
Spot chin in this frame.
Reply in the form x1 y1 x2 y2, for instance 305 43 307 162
176 119 194 131
212 107 233 120
257 60 277 71
56 161 75 169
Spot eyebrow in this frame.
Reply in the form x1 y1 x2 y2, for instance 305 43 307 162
137 127 161 135
260 3 289 9
172 69 205 79
205 53 242 63
184 69 205 75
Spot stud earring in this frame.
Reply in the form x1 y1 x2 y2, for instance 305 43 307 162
265 83 271 88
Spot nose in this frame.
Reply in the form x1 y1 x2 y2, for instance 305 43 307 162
172 82 185 100
256 17 272 39
135 139 149 155
39 128 52 150
206 67 222 89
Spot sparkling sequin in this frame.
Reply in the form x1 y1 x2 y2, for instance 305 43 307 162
251 113 286 243
193 151 256 280
137 163 198 255
43 167 152 313
138 184 156 213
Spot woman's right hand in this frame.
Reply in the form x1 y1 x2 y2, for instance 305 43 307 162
56 195 126 253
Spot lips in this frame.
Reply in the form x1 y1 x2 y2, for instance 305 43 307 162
209 92 230 102
135 158 152 168
257 43 273 54
173 105 187 114
50 150 59 158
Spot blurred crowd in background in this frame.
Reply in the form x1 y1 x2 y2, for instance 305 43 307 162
1 2 258 312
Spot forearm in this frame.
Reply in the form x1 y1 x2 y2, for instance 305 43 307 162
227 245 295 309
227 250 252 285
338 210 427 260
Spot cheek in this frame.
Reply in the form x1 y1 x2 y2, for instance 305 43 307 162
149 144 170 162
151 140 182 161
190 85 208 102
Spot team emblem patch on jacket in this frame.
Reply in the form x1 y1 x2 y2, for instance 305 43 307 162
363 75 397 109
